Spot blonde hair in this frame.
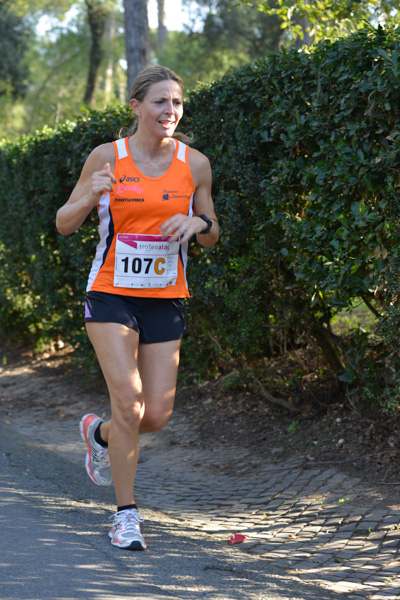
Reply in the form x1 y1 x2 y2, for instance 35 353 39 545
122 65 193 144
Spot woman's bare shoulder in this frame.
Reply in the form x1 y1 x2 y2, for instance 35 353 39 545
187 146 210 169
88 142 116 163
187 147 211 186
79 142 116 176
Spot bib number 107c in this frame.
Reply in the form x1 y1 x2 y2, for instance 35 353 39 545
114 233 179 289
121 256 166 275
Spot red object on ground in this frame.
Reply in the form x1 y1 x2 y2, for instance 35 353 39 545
228 534 246 545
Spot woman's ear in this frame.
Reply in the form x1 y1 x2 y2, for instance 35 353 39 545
130 98 141 117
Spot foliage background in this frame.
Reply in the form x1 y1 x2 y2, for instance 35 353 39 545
0 0 283 138
1 25 400 409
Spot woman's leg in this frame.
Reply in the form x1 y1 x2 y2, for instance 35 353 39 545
86 322 143 507
138 339 181 434
86 323 181 505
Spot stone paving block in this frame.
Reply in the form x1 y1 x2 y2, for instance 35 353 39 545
295 555 332 568
252 549 288 558
345 514 365 523
311 533 336 543
312 571 343 581
384 530 400 540
328 581 362 593
341 576 365 583
237 541 261 551
346 539 368 549
381 539 400 550
380 515 400 527
332 530 353 540
326 517 345 526
301 524 324 533
368 593 400 600
358 543 382 554
335 550 360 559
385 559 400 569
341 522 360 532
272 558 297 568
344 559 370 570
327 473 350 485
368 531 390 540
287 551 312 560
318 541 348 552
366 510 392 521
356 570 382 581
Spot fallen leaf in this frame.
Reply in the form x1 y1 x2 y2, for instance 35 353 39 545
228 534 246 545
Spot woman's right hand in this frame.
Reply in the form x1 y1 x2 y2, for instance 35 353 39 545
56 144 116 236
89 163 117 207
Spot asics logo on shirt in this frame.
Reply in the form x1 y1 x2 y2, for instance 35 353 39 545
120 175 140 182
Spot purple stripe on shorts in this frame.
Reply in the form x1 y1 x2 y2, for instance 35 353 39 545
84 301 92 319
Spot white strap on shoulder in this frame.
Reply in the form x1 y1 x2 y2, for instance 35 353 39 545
174 139 187 163
115 138 128 160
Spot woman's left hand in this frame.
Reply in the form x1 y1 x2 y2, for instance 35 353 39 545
160 214 205 244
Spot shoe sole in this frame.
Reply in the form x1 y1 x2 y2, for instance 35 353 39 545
111 539 147 550
109 527 146 550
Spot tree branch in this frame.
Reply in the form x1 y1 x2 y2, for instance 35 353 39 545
206 332 297 412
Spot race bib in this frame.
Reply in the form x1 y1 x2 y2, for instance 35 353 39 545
114 233 179 288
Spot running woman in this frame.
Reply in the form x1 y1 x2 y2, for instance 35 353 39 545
56 65 219 550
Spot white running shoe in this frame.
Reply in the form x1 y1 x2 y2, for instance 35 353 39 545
79 413 112 486
109 508 147 550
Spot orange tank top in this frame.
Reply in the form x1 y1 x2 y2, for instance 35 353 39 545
86 137 195 298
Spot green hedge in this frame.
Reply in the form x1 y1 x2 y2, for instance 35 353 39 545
183 24 400 402
0 107 132 346
187 28 400 394
0 25 400 405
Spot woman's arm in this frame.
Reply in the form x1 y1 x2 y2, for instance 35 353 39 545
190 150 219 249
56 143 116 236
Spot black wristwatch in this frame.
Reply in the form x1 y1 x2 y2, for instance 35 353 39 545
198 214 212 234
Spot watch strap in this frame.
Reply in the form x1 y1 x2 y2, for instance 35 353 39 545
198 214 212 234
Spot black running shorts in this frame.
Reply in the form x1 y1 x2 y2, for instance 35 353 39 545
84 291 186 344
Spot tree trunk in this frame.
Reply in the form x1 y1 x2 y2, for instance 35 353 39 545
157 0 168 49
123 0 150 100
311 325 345 375
294 0 314 48
104 11 117 105
84 0 109 107
294 14 313 49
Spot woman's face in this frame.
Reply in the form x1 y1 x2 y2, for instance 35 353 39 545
131 79 184 139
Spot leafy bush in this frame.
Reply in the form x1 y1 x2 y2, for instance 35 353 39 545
0 107 132 350
0 25 400 407
184 24 400 401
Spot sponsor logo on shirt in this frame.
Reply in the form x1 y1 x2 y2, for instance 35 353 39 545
115 197 144 203
117 183 144 194
120 175 140 183
162 189 186 200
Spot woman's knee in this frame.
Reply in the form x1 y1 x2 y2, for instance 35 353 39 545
111 391 144 431
140 406 172 433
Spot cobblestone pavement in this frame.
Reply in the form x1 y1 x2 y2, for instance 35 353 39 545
6 403 400 600
136 417 400 600
1 355 400 600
